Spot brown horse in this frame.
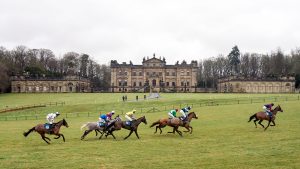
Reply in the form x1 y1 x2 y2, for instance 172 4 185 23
150 112 198 135
23 119 69 144
248 105 283 131
168 112 198 134
99 116 147 140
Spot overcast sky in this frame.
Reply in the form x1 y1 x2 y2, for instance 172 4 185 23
1 0 300 65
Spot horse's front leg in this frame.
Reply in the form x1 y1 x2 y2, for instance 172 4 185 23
134 130 140 139
54 135 61 139
124 130 134 140
270 120 276 126
81 130 92 140
264 120 271 131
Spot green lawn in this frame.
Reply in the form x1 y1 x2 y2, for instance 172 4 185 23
0 93 299 169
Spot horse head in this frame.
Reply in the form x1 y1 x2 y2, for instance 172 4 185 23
277 105 283 112
62 119 69 128
141 116 147 125
189 112 198 119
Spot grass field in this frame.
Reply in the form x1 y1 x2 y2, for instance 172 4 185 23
0 93 299 169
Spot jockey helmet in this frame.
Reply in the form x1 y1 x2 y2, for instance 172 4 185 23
271 103 274 106
175 109 178 112
100 114 106 119
111 111 115 114
55 112 60 116
187 106 191 110
132 110 136 113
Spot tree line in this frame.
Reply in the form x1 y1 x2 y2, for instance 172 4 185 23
1 45 300 93
0 46 110 93
197 46 300 89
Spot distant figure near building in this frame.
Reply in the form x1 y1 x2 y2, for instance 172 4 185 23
136 95 138 101
122 95 125 102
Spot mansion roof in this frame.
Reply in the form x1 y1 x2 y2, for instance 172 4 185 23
110 56 198 68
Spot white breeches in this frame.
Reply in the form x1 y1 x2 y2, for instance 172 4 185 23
180 110 187 117
125 115 133 121
263 106 269 112
168 112 175 118
47 117 54 124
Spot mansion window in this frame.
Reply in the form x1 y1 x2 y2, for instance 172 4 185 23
172 72 176 76
133 72 136 76
187 82 190 86
139 82 142 86
139 72 142 76
172 82 176 86
133 82 136 86
159 72 162 76
166 82 169 86
187 71 190 76
166 72 169 76
181 82 184 86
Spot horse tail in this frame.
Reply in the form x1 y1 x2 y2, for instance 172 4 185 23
150 120 160 128
80 123 88 130
23 127 35 137
248 114 257 122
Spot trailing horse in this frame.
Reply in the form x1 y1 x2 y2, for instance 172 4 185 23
248 105 283 131
23 119 69 144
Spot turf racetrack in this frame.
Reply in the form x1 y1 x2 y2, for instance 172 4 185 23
0 93 299 169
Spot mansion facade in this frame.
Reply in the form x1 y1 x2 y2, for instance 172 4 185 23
11 75 91 93
217 76 295 93
110 56 198 92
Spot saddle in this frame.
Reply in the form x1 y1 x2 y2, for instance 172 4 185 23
44 123 55 134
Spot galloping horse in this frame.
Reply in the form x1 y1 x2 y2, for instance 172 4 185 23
168 112 198 134
80 115 120 140
248 105 283 131
99 116 147 140
150 112 198 136
23 119 69 144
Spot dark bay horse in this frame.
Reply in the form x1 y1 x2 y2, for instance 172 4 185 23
150 112 198 136
23 119 69 144
248 105 283 131
99 116 147 140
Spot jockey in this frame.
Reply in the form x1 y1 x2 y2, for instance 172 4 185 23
263 103 274 120
98 114 107 127
106 110 115 121
180 106 191 120
125 110 136 125
46 112 60 130
168 109 178 119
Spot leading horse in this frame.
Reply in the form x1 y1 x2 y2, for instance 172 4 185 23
23 119 69 144
248 105 283 131
150 112 198 136
99 116 147 140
